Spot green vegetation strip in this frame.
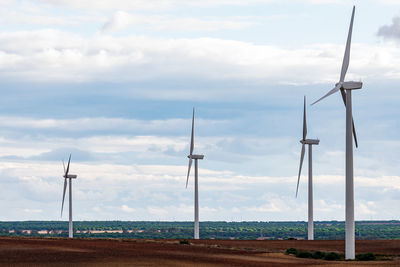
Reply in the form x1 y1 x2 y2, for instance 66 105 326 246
0 220 399 240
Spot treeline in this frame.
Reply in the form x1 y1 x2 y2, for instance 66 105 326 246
0 220 399 240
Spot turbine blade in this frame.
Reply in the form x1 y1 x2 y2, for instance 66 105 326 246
186 158 193 188
340 88 346 104
62 160 66 174
352 118 358 148
61 178 67 217
296 144 306 198
311 84 341 105
340 6 355 83
190 108 195 155
340 89 359 148
303 96 307 140
66 154 71 175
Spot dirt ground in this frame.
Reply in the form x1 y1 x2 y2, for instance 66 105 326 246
0 237 398 266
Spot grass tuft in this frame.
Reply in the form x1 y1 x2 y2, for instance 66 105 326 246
285 248 297 255
179 239 190 245
356 252 376 261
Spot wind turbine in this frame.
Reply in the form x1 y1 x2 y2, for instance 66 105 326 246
296 96 319 241
61 154 78 238
311 6 362 260
185 108 204 240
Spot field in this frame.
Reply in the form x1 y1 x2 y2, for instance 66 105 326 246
0 237 399 266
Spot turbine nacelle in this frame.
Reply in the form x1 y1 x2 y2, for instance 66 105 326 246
64 174 77 179
188 154 204 160
336 81 363 90
300 139 320 145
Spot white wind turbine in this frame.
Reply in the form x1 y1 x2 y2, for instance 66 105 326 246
61 154 78 238
185 108 204 240
311 6 362 260
296 96 319 241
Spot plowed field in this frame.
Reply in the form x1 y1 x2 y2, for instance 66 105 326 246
0 237 398 266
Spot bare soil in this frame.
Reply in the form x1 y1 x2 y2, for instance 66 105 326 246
0 237 398 266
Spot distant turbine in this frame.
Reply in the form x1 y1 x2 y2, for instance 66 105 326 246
186 108 204 240
296 96 319 241
61 154 78 238
311 6 362 260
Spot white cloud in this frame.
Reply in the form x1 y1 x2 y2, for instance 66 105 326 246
0 12 100 27
231 207 241 213
147 205 183 216
249 197 292 213
0 29 398 85
356 176 400 191
32 0 348 10
0 116 295 164
35 0 194 10
102 11 255 33
380 0 400 4
0 116 225 133
0 159 397 220
296 175 400 191
357 201 377 216
315 199 342 212
23 208 43 213
121 204 135 213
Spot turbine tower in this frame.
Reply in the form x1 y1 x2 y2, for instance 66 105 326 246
311 6 362 259
186 108 204 240
296 96 319 241
61 154 78 238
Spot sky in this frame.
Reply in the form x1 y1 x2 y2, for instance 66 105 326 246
0 0 399 222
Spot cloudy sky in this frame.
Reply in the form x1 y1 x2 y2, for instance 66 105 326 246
0 0 399 222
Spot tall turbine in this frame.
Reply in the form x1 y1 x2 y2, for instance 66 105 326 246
311 6 362 260
186 108 204 240
296 96 319 241
61 154 78 238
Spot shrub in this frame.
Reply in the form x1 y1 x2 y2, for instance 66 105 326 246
296 251 313 258
179 239 190 245
285 248 297 255
356 253 376 261
312 251 326 259
324 252 341 261
287 248 342 261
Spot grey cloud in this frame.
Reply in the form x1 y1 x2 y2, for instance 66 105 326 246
378 16 400 39
0 148 97 162
32 148 96 162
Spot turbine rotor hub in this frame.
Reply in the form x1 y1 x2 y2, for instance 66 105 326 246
335 81 363 90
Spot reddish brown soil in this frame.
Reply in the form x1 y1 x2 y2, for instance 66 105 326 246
0 237 398 266
192 239 400 255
